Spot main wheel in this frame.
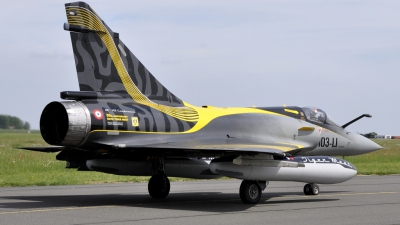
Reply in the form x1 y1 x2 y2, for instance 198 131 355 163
303 184 312 195
310 183 319 195
148 174 170 199
304 183 319 195
240 180 262 204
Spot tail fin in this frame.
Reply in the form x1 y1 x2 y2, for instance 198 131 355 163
64 2 184 107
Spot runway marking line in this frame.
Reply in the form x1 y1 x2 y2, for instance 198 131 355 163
0 205 116 215
318 192 398 197
0 191 398 215
259 191 399 202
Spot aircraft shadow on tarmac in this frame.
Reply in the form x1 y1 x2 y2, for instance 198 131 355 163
0 191 343 212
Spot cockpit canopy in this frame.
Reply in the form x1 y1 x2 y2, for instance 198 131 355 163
301 107 340 127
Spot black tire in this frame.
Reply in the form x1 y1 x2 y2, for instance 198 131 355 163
240 180 262 204
303 184 312 195
148 174 170 199
310 183 319 195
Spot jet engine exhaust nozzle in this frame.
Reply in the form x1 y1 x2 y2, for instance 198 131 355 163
40 101 91 146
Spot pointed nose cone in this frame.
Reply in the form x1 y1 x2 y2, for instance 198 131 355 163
349 134 382 155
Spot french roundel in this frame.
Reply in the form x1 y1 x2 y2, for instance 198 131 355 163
93 109 104 120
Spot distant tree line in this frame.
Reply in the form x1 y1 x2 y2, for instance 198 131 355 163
0 115 30 130
360 132 377 138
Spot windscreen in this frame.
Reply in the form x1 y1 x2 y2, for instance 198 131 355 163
301 107 326 124
301 106 342 129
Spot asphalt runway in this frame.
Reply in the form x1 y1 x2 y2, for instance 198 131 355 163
0 176 399 225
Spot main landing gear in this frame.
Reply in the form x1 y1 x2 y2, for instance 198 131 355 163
239 180 268 204
148 157 170 199
303 183 319 195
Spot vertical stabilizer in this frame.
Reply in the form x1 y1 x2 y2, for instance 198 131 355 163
65 2 184 107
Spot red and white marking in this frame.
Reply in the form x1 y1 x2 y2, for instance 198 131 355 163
93 109 104 120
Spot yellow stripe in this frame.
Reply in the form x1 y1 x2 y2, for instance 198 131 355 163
0 205 116 215
66 7 199 122
284 109 298 114
193 144 295 151
298 126 315 131
275 142 304 149
90 106 284 134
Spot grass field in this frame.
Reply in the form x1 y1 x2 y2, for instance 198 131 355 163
0 130 191 187
0 130 399 187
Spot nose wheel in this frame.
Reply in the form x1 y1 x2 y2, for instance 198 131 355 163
304 183 319 195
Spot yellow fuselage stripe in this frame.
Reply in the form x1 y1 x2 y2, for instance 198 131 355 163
90 106 285 134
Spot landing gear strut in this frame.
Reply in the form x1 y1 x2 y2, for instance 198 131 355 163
148 157 170 199
303 183 319 195
239 180 268 204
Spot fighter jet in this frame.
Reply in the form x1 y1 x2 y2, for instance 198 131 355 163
23 2 382 204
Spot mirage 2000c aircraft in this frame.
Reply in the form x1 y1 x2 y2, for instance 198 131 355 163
23 2 382 204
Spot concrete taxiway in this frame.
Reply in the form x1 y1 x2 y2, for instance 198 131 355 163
0 175 399 225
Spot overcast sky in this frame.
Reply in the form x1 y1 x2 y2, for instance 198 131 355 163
0 0 398 135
